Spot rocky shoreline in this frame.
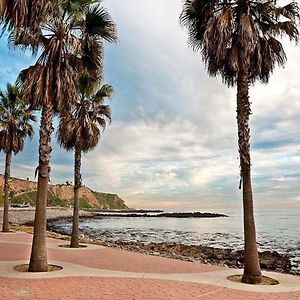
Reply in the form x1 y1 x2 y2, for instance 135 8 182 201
111 241 295 275
2 208 298 276
46 224 297 276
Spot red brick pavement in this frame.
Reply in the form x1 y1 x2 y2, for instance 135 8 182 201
0 232 300 300
0 232 224 273
1 277 300 300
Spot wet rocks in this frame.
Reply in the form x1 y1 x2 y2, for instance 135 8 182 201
259 250 291 273
114 241 294 275
94 212 228 218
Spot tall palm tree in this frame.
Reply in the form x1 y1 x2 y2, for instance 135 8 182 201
0 83 36 232
180 0 299 284
57 72 112 248
4 0 117 272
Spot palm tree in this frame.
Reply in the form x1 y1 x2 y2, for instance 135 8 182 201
4 0 116 272
0 83 36 232
57 72 112 248
180 0 299 284
0 0 53 31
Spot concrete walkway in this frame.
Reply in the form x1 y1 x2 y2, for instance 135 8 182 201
0 232 300 299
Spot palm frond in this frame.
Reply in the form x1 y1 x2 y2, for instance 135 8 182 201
0 0 54 32
180 0 299 85
94 84 114 100
85 4 117 42
57 74 113 152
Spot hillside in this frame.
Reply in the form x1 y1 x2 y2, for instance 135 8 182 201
0 175 129 210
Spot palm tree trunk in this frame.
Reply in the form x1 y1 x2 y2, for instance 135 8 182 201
236 72 262 284
2 150 12 233
29 101 53 272
70 145 81 248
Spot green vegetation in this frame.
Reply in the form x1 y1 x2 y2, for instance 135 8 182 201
93 192 128 209
1 188 127 209
79 198 90 209
12 191 37 206
67 198 90 209
11 190 60 207
47 193 62 207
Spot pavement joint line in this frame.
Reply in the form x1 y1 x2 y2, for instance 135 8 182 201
0 260 299 293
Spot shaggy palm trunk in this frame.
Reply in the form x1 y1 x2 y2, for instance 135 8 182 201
70 145 81 248
2 150 12 233
29 101 53 272
236 73 262 284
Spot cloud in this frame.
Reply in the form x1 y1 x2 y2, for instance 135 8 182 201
80 119 240 208
0 0 299 210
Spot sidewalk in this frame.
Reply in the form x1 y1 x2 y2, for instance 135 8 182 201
0 232 300 299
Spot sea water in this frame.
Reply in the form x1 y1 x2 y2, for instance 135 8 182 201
49 208 300 273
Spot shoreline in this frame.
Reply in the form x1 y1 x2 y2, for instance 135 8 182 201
46 224 296 276
1 208 298 276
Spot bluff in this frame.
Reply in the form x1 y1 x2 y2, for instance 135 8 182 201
0 175 129 210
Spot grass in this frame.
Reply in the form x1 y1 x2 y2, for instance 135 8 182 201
47 193 63 207
12 191 37 206
93 192 127 209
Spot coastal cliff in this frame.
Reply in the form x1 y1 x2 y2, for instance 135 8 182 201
0 175 128 209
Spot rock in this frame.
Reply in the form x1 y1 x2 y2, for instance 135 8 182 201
40 222 296 275
259 250 291 272
115 241 293 274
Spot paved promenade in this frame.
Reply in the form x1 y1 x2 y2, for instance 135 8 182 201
0 232 300 299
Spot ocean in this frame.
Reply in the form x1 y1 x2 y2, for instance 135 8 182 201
48 208 300 273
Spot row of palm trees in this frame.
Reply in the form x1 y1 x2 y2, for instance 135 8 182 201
0 0 117 272
0 74 113 240
0 0 299 285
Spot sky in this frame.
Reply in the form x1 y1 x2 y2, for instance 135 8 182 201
0 0 300 210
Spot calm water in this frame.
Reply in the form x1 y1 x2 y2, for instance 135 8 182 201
49 208 300 273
